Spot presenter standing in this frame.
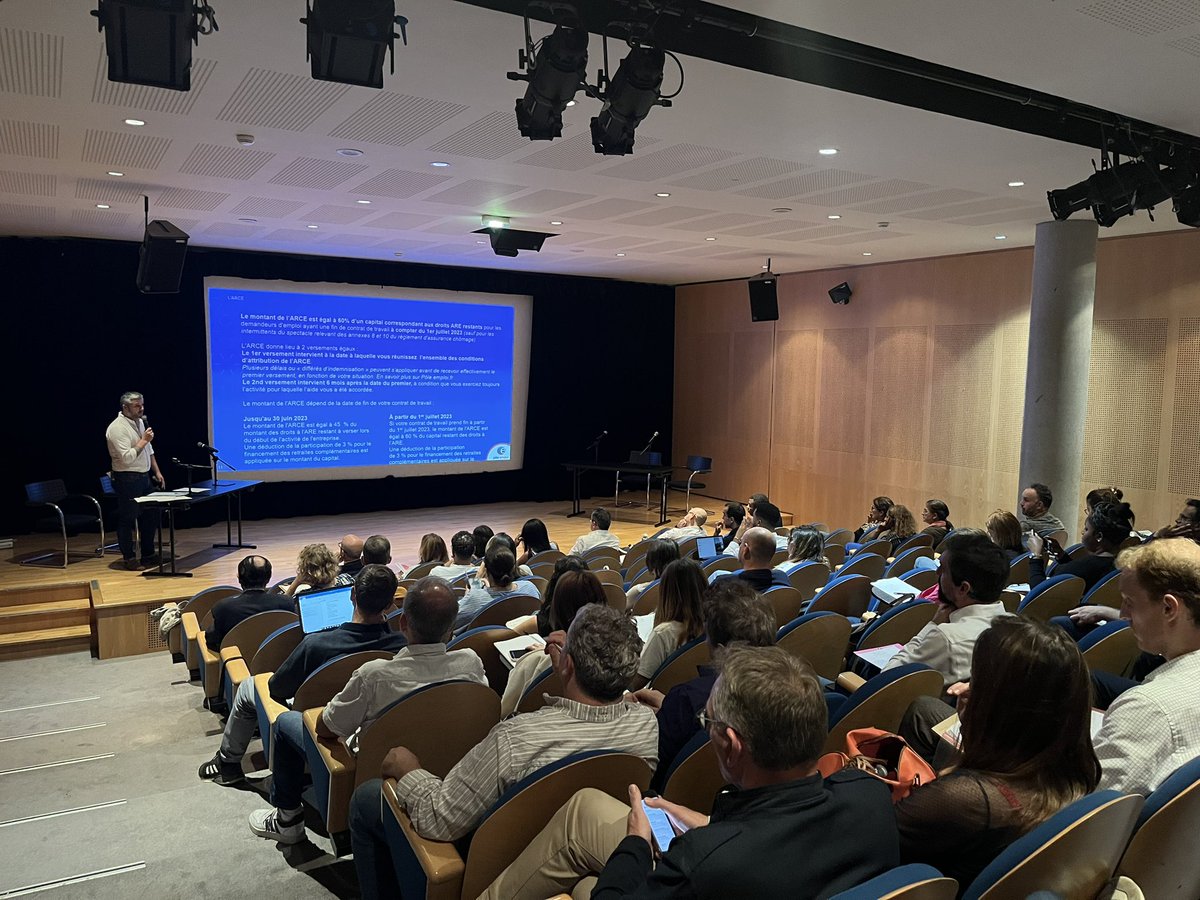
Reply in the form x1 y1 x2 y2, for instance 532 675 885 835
105 391 164 570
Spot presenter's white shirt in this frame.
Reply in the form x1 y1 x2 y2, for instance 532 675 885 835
106 412 153 473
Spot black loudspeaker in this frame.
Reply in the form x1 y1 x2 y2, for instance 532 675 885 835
748 274 778 322
136 220 189 293
828 281 852 305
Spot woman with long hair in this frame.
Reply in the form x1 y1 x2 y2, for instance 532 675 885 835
500 569 606 717
455 539 540 633
855 495 894 542
418 532 449 566
625 538 680 610
282 543 339 599
920 499 954 544
776 525 831 573
985 509 1025 562
876 504 917 552
896 617 1100 890
629 558 706 690
515 517 556 566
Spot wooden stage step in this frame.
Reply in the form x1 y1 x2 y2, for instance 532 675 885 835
0 624 92 660
0 598 91 619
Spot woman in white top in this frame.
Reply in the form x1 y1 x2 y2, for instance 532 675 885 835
630 557 706 690
775 525 832 574
625 539 680 611
499 569 606 717
281 543 339 601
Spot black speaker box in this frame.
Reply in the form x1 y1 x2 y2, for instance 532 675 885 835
136 220 189 293
829 281 853 305
748 275 778 322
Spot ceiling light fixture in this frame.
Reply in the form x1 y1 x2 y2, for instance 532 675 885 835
96 204 110 209
302 0 409 89
994 234 1007 240
509 14 588 140
336 148 364 157
827 214 841 220
615 252 626 257
429 161 450 167
124 118 145 127
356 199 372 204
818 147 839 156
861 252 872 256
1008 180 1025 187
238 217 258 224
704 236 716 241
592 44 677 156
307 224 318 229
655 192 670 197
1048 155 1181 227
549 220 563 225
771 207 792 213
107 171 124 177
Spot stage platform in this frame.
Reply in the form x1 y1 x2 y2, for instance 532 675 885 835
0 494 686 660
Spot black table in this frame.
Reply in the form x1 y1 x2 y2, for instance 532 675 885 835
134 479 262 578
562 461 675 525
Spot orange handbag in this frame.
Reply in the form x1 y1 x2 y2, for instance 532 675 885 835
817 727 936 802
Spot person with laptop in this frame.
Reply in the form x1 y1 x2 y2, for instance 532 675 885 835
197 564 406 785
248 576 489 844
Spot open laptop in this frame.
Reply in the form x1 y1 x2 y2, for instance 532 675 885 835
696 535 721 558
296 584 354 634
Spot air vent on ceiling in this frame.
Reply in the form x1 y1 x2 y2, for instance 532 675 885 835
82 128 170 168
179 143 274 180
268 156 368 189
0 28 64 98
426 110 531 160
217 68 350 131
330 92 468 147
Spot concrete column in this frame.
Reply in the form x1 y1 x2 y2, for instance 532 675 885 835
1018 219 1098 537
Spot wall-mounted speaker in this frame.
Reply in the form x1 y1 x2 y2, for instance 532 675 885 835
748 274 778 321
136 220 189 293
828 281 852 305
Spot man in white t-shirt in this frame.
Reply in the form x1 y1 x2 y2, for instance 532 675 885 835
430 531 478 581
657 508 709 544
569 508 622 556
104 391 165 570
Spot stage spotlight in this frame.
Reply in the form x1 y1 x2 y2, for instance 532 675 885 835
591 46 667 156
1088 159 1170 227
473 227 556 257
302 0 409 89
509 23 588 140
1174 185 1200 228
1047 179 1092 221
93 0 217 91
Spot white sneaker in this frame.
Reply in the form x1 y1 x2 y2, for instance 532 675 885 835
248 808 305 844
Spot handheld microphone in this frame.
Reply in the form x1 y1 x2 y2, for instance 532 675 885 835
197 441 219 455
592 429 608 442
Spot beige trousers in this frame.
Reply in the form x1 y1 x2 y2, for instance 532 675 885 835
478 788 630 900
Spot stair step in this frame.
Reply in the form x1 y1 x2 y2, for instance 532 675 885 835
0 599 91 619
0 625 92 647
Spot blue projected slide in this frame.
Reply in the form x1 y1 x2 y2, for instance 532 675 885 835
205 279 530 477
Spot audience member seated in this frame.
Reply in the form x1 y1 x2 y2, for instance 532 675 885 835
1092 538 1200 795
417 532 449 568
625 539 679 610
491 531 533 576
919 499 953 545
883 530 1010 689
429 530 476 581
732 527 791 592
1019 481 1067 539
1086 486 1124 516
501 569 606 717
456 541 540 632
198 565 408 786
513 555 587 638
205 555 291 651
723 500 787 555
278 543 340 602
657 508 709 544
712 501 744 551
569 507 623 556
723 493 769 549
775 525 831 573
985 509 1026 562
631 578 776 788
247 576 488 844
630 558 706 691
896 617 1100 889
1154 497 1200 540
472 524 494 562
361 534 392 568
348 605 659 898
334 534 365 585
480 645 899 900
876 504 918 553
1028 500 1133 591
515 517 557 566
855 495 894 542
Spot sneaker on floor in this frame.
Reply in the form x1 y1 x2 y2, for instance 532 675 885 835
249 808 305 844
198 754 244 786
123 558 143 571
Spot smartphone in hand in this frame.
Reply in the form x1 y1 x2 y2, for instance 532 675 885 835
1043 537 1070 563
642 800 677 851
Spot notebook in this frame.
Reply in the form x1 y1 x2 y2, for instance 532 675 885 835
297 585 354 633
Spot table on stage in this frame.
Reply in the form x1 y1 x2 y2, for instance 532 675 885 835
134 479 262 577
562 460 675 526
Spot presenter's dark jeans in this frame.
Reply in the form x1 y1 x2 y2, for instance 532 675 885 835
112 471 158 560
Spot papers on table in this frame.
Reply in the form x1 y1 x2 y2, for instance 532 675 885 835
494 634 545 669
852 642 904 670
871 577 921 606
134 488 210 503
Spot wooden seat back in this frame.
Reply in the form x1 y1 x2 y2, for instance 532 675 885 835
648 638 711 694
292 650 394 710
463 594 541 631
448 626 516 694
777 613 853 680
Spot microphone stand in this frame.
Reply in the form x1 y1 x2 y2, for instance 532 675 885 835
640 434 657 455
171 458 212 494
210 452 238 487
585 432 606 464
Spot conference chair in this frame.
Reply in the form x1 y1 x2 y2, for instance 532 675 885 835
1079 620 1141 679
630 579 661 617
96 474 124 555
960 791 1142 900
1082 568 1122 608
701 555 739 577
933 531 956 553
615 449 666 510
900 568 938 592
591 568 624 589
776 612 853 680
224 622 303 710
807 574 873 620
847 600 938 676
886 546 932 578
838 552 886 581
675 536 701 560
1062 541 1088 561
762 585 805 626
647 636 711 694
582 545 621 569
527 561 557 580
626 564 657 588
665 454 712 510
253 650 393 767
824 664 943 754
824 528 853 546
21 478 105 568
201 609 297 704
1045 528 1069 549
620 539 655 575
830 864 957 900
303 681 500 849
785 561 830 601
404 561 439 581
769 548 788 567
659 732 724 816
515 665 564 714
447 626 516 694
894 533 934 554
180 585 241 671
460 594 540 631
823 543 846 568
856 538 892 558
515 574 548 597
1016 573 1086 623
1116 756 1200 899
382 750 652 900
526 549 564 567
1006 551 1031 586
600 581 627 611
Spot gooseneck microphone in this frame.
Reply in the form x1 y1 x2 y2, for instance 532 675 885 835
197 441 220 455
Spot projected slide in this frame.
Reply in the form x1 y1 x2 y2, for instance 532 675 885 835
205 278 531 480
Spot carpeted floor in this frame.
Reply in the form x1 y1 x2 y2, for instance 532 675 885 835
0 650 359 898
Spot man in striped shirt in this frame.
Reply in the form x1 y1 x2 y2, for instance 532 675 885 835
348 604 658 900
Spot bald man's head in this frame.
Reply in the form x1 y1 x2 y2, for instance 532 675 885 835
688 508 708 527
339 534 364 562
741 527 777 567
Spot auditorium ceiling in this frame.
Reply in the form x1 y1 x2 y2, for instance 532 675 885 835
0 0 1197 285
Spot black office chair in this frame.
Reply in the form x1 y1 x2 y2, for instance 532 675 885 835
666 455 712 510
614 450 664 510
22 479 105 568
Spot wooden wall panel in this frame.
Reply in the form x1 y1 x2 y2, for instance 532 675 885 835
818 328 871 453
774 329 820 448
1169 317 1200 496
993 319 1029 475
930 324 995 470
869 326 929 461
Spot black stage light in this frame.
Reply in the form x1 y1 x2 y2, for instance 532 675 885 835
302 0 407 89
93 0 201 91
828 282 852 305
473 227 556 257
1088 160 1170 227
1174 186 1200 228
1047 179 1092 221
591 46 666 155
511 24 588 140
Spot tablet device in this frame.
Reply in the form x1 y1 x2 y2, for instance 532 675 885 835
297 585 354 634
696 536 720 558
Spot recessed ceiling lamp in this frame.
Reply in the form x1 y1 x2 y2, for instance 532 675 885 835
861 252 872 256
1008 181 1025 187
336 148 364 157
238 217 258 224
771 207 792 213
356 199 372 204
655 192 670 197
818 147 838 156
107 171 124 177
994 234 1008 240
704 236 716 241
827 214 841 220
615 252 626 257
549 220 563 225
124 118 145 126
307 224 319 229
96 204 110 209
394 252 403 257
430 161 450 167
